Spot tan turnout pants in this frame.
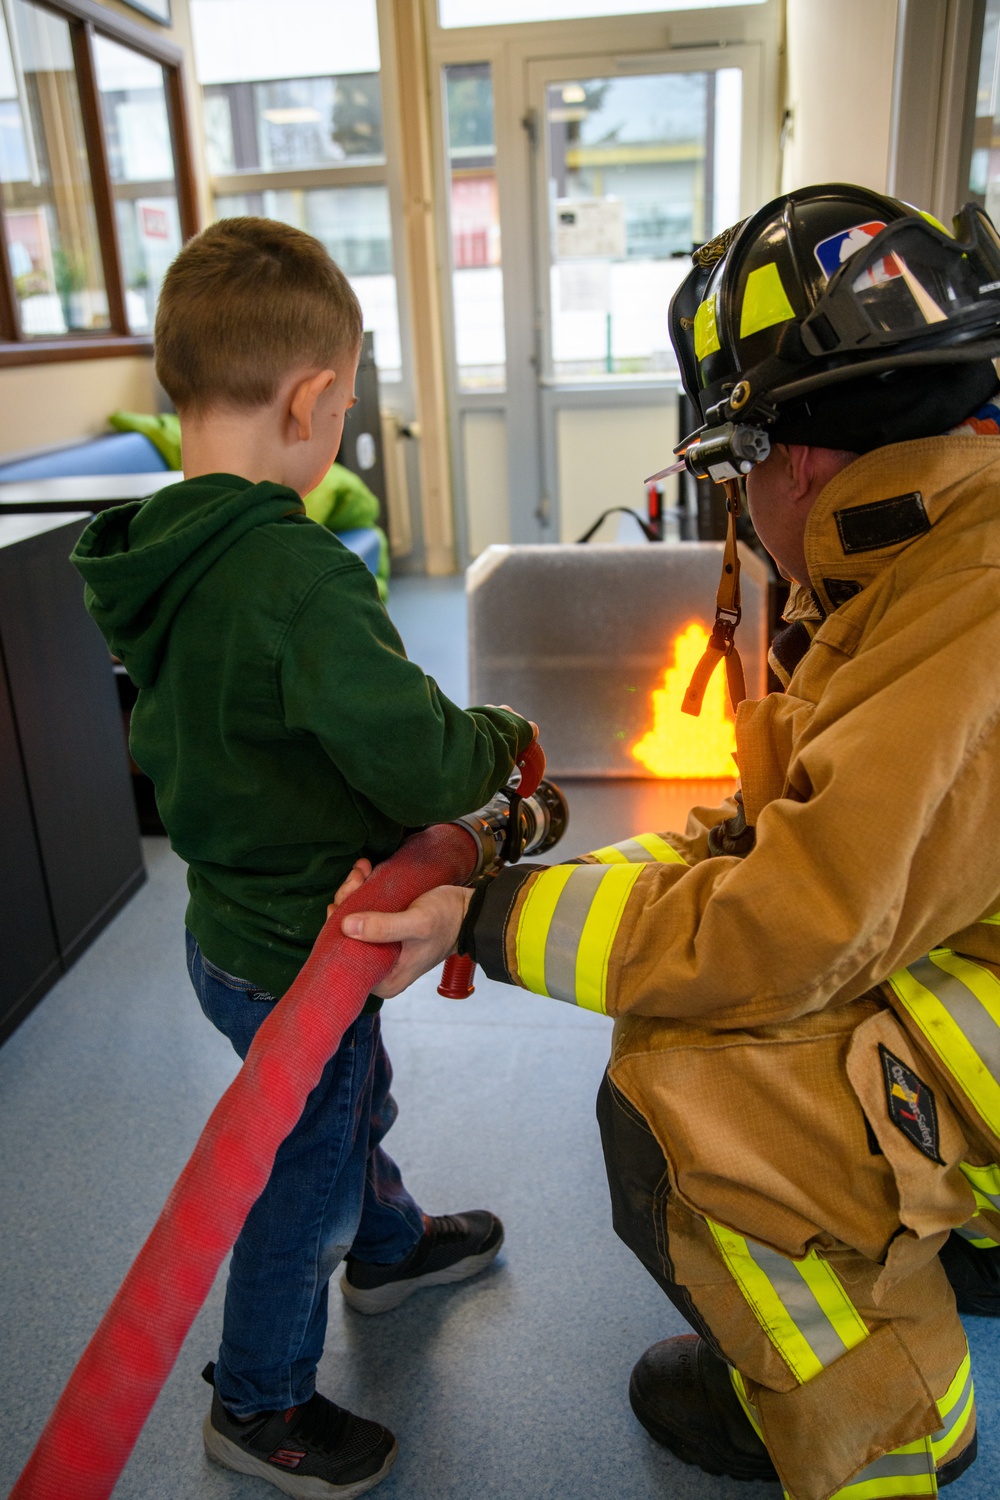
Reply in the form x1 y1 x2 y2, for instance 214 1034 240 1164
600 994 985 1500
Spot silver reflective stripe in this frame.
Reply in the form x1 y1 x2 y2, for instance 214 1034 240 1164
613 839 654 863
543 864 606 1001
936 1364 974 1448
848 1451 935 1482
956 1223 1000 1246
909 954 1000 1073
742 1239 854 1369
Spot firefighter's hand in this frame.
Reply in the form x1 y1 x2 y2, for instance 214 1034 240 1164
339 885 473 997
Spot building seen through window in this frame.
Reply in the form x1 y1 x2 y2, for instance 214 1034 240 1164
93 36 183 334
970 0 1000 225
190 0 401 381
444 62 504 391
546 67 742 380
0 0 110 337
0 0 190 351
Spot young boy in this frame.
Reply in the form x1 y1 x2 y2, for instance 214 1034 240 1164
72 218 534 1498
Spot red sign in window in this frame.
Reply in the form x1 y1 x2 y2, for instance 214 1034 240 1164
140 204 169 240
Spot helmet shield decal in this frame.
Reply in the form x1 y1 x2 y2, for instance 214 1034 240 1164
801 206 1000 358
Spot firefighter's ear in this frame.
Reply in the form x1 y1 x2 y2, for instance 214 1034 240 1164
783 444 814 503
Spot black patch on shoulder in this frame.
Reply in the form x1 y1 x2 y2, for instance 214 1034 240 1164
879 1044 944 1164
770 620 812 677
835 492 929 554
822 578 863 609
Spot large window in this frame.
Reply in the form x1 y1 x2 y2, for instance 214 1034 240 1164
190 0 402 382
0 0 195 361
443 61 504 391
439 0 765 26
970 0 1000 223
545 66 741 380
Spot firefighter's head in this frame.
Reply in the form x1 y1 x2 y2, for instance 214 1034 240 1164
668 184 1000 581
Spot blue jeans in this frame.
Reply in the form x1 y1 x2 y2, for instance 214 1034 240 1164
186 931 425 1415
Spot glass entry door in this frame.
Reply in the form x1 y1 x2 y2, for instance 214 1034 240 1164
524 47 758 543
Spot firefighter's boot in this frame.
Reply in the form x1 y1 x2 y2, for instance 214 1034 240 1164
628 1334 777 1482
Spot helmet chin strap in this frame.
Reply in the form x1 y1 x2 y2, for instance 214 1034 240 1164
682 477 747 717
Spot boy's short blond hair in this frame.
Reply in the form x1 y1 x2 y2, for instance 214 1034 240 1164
154 217 363 411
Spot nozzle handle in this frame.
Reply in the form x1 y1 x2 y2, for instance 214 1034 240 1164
438 953 476 999
515 738 546 798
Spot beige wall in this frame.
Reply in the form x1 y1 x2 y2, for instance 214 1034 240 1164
556 404 676 544
0 358 158 456
782 0 899 194
463 410 510 558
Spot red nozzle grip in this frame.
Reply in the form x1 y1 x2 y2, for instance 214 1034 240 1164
515 738 546 798
438 953 476 999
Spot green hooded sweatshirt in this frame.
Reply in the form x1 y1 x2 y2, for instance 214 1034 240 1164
72 474 532 999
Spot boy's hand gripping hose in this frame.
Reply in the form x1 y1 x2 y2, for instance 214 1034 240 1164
9 749 556 1500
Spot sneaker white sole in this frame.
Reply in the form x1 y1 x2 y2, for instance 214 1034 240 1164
340 1237 503 1315
203 1415 398 1498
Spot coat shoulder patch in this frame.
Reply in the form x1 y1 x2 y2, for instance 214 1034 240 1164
878 1043 944 1164
835 492 929 554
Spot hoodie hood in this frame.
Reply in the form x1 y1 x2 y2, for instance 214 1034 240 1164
72 474 304 686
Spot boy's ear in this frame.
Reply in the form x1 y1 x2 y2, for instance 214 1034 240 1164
288 370 336 443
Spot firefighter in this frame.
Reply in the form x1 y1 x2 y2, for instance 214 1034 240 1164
341 185 1000 1500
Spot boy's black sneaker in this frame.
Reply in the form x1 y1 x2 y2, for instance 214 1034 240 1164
341 1210 503 1314
202 1363 397 1497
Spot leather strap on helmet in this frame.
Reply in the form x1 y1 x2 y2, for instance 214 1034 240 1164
682 478 747 717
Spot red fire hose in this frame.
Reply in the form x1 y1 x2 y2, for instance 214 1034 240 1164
10 818 487 1500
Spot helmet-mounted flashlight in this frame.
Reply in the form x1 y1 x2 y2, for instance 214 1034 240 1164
645 419 771 488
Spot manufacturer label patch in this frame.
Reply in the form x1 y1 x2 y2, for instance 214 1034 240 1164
835 492 930 554
879 1044 944 1164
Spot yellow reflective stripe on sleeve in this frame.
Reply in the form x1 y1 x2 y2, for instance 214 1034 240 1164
740 262 795 340
980 911 1000 924
514 865 575 997
634 832 686 863
886 951 1000 1139
706 1222 868 1384
515 862 642 1010
930 1349 974 1464
573 863 644 1014
590 845 629 864
590 832 687 866
694 293 720 361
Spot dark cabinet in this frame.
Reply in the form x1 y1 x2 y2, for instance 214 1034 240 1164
0 514 145 1045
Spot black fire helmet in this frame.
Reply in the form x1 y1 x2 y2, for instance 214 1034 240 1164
669 183 1000 451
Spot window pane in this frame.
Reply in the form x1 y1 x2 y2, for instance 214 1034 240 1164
444 62 504 391
440 0 764 25
93 36 183 334
0 0 109 336
546 68 741 381
969 0 1000 222
192 0 383 174
215 186 401 380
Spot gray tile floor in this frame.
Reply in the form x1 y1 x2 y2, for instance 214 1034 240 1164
3 576 998 1499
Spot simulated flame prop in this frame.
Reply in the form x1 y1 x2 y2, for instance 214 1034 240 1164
631 622 737 778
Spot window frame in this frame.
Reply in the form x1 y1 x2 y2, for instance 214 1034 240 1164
0 0 198 366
